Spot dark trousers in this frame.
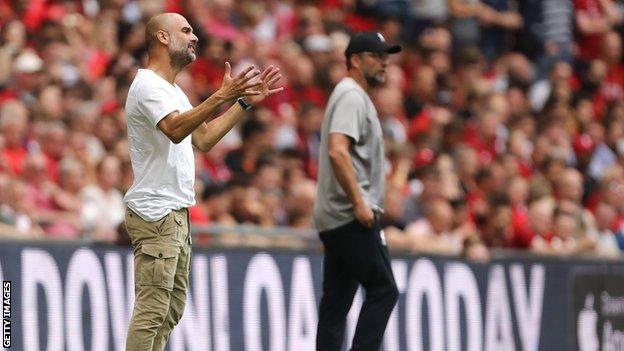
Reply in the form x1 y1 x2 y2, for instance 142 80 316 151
316 220 399 351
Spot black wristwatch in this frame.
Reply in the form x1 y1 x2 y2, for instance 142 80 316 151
237 97 253 111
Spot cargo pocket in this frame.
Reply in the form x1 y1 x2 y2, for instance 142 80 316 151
138 243 179 291
173 212 185 243
157 213 176 237
124 208 137 230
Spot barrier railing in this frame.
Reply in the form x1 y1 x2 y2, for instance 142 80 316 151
2 222 623 261
190 224 321 251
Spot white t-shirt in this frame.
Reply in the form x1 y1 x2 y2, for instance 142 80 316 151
123 69 195 221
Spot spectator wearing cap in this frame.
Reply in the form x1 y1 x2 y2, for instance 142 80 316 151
8 49 44 104
13 49 43 74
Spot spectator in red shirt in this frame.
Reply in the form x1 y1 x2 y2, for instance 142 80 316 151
37 122 67 183
507 175 533 247
405 65 437 119
600 31 624 103
463 109 505 165
575 0 623 61
0 100 29 175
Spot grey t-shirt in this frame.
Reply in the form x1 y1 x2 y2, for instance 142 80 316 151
313 77 385 232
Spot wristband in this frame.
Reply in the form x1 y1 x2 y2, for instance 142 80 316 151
237 97 253 111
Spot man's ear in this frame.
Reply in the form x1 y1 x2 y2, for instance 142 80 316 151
351 54 361 70
156 30 169 45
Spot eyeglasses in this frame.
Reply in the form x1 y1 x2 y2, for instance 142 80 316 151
361 52 389 61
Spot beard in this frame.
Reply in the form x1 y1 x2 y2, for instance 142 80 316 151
364 72 385 87
169 36 196 69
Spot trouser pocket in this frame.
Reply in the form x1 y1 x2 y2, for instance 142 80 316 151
136 243 180 291
172 211 186 243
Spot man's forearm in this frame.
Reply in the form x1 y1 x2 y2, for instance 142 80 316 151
496 11 523 29
450 1 481 18
164 94 225 143
192 102 247 151
329 150 365 207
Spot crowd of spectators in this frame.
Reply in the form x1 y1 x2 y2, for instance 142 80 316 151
1 0 624 260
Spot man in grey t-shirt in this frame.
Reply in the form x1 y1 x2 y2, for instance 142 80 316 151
313 32 400 351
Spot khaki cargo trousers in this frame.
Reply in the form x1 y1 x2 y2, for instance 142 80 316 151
124 207 192 351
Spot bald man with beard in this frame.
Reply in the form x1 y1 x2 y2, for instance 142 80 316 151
123 13 282 350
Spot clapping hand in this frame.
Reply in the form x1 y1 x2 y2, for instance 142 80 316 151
216 62 263 102
246 65 283 105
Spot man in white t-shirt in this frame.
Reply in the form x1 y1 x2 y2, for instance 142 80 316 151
123 13 282 351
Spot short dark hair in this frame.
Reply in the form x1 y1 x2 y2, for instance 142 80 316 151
202 183 228 200
241 117 266 140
